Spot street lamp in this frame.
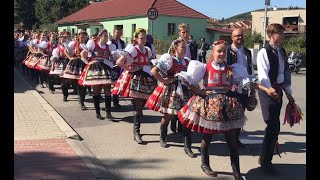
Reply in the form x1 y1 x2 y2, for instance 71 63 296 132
263 0 270 47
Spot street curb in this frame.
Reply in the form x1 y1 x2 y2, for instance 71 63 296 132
66 139 116 180
14 68 80 140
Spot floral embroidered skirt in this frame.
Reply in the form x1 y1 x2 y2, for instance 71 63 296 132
78 61 117 86
24 53 42 69
112 69 157 99
34 55 51 71
49 58 69 76
62 58 86 79
146 81 193 115
178 91 246 134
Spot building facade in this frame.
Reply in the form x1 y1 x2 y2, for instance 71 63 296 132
56 0 217 44
251 8 306 40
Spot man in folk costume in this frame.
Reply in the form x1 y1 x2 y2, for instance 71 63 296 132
226 28 255 148
107 26 126 108
257 23 295 173
78 29 117 120
63 31 89 110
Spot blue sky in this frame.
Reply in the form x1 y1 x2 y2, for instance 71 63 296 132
177 0 306 19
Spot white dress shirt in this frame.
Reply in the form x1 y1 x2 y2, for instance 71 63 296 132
257 45 292 94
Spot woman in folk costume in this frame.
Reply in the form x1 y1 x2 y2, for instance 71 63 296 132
63 31 89 110
49 33 70 101
23 32 41 80
112 28 157 144
145 39 196 158
177 40 245 179
33 32 50 88
78 29 117 120
36 32 59 93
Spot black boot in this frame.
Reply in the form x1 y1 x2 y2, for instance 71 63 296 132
78 85 86 110
160 124 168 148
200 145 217 177
259 137 278 173
183 127 196 158
105 95 114 120
177 120 183 133
93 96 104 120
170 117 177 133
61 82 69 102
133 114 143 144
113 95 122 108
236 128 246 148
232 164 244 180
230 150 243 180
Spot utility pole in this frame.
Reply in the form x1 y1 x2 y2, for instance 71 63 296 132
263 0 270 47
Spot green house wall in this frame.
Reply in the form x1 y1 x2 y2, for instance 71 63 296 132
148 16 210 44
57 16 229 45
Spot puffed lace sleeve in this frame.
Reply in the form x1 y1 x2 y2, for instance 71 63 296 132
230 63 249 84
117 44 136 65
50 48 59 61
67 41 75 55
175 60 206 86
38 41 48 50
155 53 173 74
86 39 96 52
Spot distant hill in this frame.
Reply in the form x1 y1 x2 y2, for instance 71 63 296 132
221 7 305 23
223 11 252 23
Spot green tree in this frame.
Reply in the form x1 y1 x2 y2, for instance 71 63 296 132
243 30 263 48
15 0 38 29
34 0 89 25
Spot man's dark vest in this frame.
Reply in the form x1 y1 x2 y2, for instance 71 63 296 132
226 46 253 75
264 44 289 85
111 39 125 50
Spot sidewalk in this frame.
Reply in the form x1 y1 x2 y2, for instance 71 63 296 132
14 68 98 180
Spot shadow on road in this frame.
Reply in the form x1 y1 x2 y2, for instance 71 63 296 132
244 164 306 180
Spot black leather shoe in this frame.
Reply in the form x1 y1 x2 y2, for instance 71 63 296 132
63 96 67 102
96 113 105 120
201 164 217 177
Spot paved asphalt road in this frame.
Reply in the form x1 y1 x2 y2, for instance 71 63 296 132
18 66 306 180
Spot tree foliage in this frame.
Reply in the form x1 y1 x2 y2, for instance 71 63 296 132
282 33 306 55
14 0 89 30
34 0 89 25
243 30 263 48
15 0 38 29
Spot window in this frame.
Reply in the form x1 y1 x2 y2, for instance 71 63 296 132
168 23 175 36
132 24 136 35
283 16 299 31
96 28 99 34
114 25 123 31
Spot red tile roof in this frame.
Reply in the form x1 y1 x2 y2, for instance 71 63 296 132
56 0 208 25
206 27 233 33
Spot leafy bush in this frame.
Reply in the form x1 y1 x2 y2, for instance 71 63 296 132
39 23 58 32
243 30 263 48
282 34 306 55
154 38 172 54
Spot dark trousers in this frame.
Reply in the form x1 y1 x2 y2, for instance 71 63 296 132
259 86 283 164
199 51 207 63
